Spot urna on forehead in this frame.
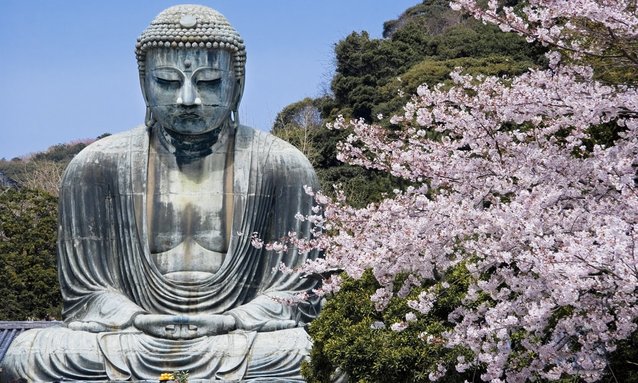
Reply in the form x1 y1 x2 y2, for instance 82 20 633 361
135 4 246 77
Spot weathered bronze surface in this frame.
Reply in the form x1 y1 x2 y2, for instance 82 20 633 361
0 5 320 382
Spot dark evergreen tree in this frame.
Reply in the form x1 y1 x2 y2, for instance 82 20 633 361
0 188 61 320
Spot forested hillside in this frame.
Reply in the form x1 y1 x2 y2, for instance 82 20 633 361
0 134 109 320
272 1 545 380
273 1 638 382
272 0 544 208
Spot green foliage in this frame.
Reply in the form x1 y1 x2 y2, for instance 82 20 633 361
173 370 190 383
274 106 407 206
302 267 477 383
273 0 546 207
0 135 114 197
0 135 110 320
0 159 37 186
274 1 638 379
331 31 414 121
374 54 537 120
316 165 404 209
0 135 107 190
428 21 544 62
328 2 544 123
605 331 638 382
559 13 638 87
272 98 324 167
0 188 61 320
383 0 461 38
31 141 88 163
303 265 638 383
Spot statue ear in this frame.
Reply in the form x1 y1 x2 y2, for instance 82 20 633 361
145 108 155 128
139 74 155 127
231 77 245 128
139 74 149 105
233 77 245 110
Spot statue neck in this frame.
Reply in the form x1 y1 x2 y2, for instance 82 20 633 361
155 123 228 160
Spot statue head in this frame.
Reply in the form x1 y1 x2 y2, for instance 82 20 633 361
136 5 246 135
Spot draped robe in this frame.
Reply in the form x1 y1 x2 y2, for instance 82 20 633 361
0 125 321 382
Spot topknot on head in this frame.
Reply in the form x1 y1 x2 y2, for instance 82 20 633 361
135 4 246 78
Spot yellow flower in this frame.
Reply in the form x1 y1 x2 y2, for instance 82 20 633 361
159 372 174 381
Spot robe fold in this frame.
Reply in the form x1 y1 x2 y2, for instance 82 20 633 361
0 125 321 382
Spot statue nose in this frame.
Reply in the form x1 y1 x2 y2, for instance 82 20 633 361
177 81 201 106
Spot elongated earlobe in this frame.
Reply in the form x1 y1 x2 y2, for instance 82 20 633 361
231 109 239 130
145 107 155 128
141 75 155 128
230 77 244 130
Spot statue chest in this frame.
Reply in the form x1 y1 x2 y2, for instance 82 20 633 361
146 145 231 282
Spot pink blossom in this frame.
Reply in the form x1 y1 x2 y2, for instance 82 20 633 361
262 1 638 380
390 321 409 332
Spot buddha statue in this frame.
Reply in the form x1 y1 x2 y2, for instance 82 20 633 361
0 5 321 382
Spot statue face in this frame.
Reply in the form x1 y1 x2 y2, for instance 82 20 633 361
144 49 237 135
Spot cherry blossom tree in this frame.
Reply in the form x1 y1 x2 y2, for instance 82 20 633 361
266 1 637 381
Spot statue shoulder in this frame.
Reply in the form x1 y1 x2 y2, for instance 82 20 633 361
63 126 147 181
236 125 313 168
236 125 318 190
77 126 147 156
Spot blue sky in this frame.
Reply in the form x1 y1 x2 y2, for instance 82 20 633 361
0 1 420 159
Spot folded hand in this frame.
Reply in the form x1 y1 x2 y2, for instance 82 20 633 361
133 314 236 339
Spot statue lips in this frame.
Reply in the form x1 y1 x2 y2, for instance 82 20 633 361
179 112 201 120
172 106 203 121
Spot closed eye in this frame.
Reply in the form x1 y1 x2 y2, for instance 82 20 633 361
151 67 183 87
196 78 221 87
155 77 181 86
193 68 223 86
